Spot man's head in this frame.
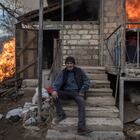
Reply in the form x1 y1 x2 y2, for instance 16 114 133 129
65 56 76 70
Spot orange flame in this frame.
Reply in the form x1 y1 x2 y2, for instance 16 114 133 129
0 38 15 82
126 0 140 28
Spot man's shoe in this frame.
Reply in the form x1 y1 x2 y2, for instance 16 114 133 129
54 115 66 123
77 128 92 135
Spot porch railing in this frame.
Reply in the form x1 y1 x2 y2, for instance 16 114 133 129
125 22 140 68
104 23 140 69
104 25 123 69
104 25 123 105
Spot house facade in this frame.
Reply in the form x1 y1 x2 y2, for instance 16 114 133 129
16 0 124 79
15 0 140 127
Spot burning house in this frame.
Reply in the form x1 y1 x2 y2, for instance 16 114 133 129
0 38 15 81
5 0 139 139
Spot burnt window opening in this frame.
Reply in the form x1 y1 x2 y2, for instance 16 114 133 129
65 0 100 21
44 0 100 21
126 30 140 63
43 30 59 69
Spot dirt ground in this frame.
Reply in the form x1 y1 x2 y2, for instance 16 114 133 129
0 88 47 140
0 89 140 140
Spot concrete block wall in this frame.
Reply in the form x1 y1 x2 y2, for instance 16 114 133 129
60 22 99 66
103 0 122 38
102 0 123 66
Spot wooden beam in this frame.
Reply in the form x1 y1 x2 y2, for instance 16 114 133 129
17 36 37 56
19 0 73 21
17 60 37 74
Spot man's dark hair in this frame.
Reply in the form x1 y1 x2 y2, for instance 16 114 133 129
65 56 76 64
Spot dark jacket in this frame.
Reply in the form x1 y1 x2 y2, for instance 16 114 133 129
52 67 90 93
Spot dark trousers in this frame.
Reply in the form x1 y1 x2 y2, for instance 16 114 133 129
55 90 86 129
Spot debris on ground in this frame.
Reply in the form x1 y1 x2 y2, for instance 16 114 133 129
0 86 55 140
0 114 4 120
6 108 23 122
0 78 22 98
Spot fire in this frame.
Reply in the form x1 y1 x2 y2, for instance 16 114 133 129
126 0 140 28
0 38 15 82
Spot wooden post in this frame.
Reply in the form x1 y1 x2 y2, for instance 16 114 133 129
38 0 44 121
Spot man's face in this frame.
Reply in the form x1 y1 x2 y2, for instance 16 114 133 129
65 62 75 70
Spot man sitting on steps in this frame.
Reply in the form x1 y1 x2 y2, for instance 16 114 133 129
52 56 92 135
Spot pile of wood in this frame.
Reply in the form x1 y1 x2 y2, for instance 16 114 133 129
0 78 22 98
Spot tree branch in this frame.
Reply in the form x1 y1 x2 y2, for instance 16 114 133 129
0 2 18 20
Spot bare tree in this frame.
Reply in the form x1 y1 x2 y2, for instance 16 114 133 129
0 0 24 36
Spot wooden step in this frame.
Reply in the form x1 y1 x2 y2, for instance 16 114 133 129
87 74 107 80
90 80 110 88
54 117 123 131
87 88 112 96
62 96 115 106
46 130 125 140
63 106 119 118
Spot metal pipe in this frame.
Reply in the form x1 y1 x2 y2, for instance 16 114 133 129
119 79 124 124
137 30 140 68
61 0 64 25
100 0 104 66
61 0 64 65
105 25 121 41
38 0 44 121
126 22 140 24
121 0 126 71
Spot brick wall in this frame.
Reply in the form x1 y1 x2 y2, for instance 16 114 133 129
60 22 99 66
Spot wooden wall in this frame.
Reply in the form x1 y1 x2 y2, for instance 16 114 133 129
16 29 38 79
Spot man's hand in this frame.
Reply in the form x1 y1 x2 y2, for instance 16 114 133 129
52 91 58 98
79 92 85 97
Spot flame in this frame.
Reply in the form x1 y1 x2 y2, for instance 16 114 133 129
126 0 140 28
0 38 15 82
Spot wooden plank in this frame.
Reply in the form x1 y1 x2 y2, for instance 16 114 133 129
20 30 24 78
17 60 37 74
27 31 36 78
17 36 36 56
23 30 28 78
33 32 38 78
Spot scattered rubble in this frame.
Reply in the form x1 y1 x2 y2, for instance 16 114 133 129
32 87 49 104
6 108 23 122
5 87 55 128
135 119 140 125
125 68 140 77
0 78 22 98
0 114 4 120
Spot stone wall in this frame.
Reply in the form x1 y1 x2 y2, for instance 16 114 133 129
60 22 99 66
